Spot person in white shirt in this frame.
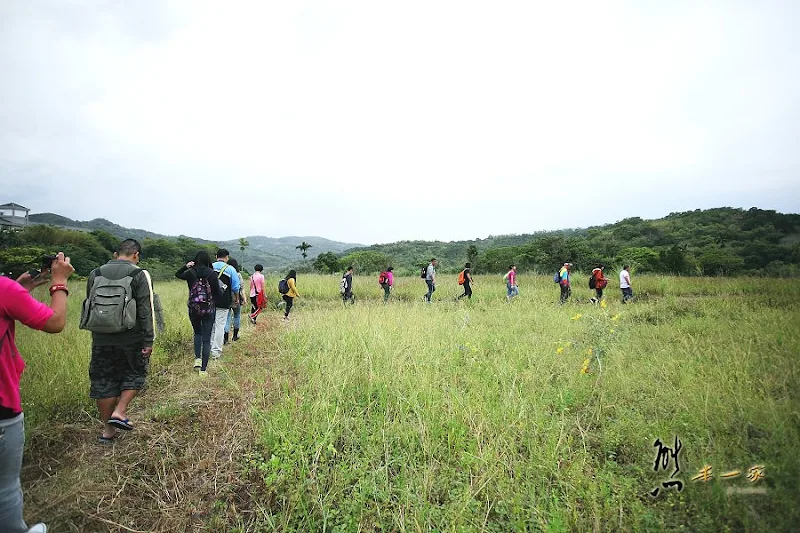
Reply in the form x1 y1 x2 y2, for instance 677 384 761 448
619 265 633 303
424 259 438 303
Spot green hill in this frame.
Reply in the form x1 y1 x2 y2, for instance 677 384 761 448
342 207 800 276
26 213 362 272
9 207 800 278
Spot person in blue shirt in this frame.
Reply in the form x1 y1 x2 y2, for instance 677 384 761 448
558 262 572 304
210 249 240 360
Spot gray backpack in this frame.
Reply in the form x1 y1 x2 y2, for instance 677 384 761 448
79 269 140 333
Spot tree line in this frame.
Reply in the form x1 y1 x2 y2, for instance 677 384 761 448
0 226 217 281
2 207 798 280
317 207 800 276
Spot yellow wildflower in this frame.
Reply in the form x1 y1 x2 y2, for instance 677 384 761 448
586 348 593 355
565 341 572 347
580 358 591 374
610 328 615 334
571 313 583 321
600 300 607 309
611 314 620 321
556 347 564 354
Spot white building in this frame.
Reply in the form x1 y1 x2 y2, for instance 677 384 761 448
0 202 30 229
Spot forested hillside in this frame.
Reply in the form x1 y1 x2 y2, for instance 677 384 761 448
4 207 799 280
23 213 362 272
335 207 800 276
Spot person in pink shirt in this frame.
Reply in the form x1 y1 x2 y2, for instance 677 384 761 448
249 264 266 324
504 264 519 302
379 266 394 303
0 252 74 533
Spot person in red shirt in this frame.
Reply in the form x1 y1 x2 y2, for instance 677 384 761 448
0 252 74 533
590 265 608 303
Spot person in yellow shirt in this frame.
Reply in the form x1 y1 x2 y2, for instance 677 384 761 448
282 270 299 320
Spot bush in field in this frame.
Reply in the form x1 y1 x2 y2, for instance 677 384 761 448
313 251 341 274
339 250 392 273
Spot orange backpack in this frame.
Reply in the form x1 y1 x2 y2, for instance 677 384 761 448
457 270 466 285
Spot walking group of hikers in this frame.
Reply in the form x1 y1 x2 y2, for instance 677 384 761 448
341 258 634 307
556 262 635 305
0 237 638 532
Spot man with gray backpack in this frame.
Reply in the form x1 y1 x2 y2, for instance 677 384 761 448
80 239 155 444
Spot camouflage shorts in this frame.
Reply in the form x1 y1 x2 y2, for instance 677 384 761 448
89 344 149 399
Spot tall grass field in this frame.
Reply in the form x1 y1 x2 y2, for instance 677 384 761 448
15 273 800 531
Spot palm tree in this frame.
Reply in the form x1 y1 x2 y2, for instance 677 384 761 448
467 244 478 269
238 237 249 265
296 241 312 260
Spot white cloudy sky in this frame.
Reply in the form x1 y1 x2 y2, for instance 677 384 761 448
1 1 798 245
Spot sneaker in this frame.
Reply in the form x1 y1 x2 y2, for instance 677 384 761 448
193 358 202 369
198 370 209 378
27 524 47 533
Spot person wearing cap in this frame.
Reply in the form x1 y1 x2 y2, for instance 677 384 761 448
558 262 572 304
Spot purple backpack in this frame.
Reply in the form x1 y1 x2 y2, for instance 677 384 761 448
188 272 214 316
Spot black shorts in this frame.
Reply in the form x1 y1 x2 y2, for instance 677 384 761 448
89 344 150 399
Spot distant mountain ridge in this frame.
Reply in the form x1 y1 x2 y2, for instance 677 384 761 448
25 207 800 276
28 212 363 271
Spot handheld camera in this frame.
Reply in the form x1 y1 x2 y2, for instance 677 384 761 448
27 254 58 279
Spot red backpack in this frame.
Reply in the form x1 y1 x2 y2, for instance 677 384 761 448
378 272 389 285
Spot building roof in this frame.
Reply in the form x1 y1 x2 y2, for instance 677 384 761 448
0 202 29 211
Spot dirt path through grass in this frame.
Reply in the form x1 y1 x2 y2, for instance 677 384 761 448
21 318 283 532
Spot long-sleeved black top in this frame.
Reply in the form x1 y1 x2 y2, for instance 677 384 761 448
175 265 224 306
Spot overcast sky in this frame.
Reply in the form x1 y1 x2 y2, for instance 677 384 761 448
1 1 798 245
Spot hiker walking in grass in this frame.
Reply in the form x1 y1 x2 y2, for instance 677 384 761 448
224 258 245 343
82 239 155 445
457 262 474 300
379 266 394 303
210 249 240 359
504 264 519 302
176 251 223 376
590 265 608 304
423 258 438 303
0 252 73 533
249 264 266 323
341 266 355 305
558 262 572 304
620 265 634 303
280 270 299 320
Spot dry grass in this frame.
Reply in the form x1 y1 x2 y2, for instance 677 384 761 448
21 317 283 533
